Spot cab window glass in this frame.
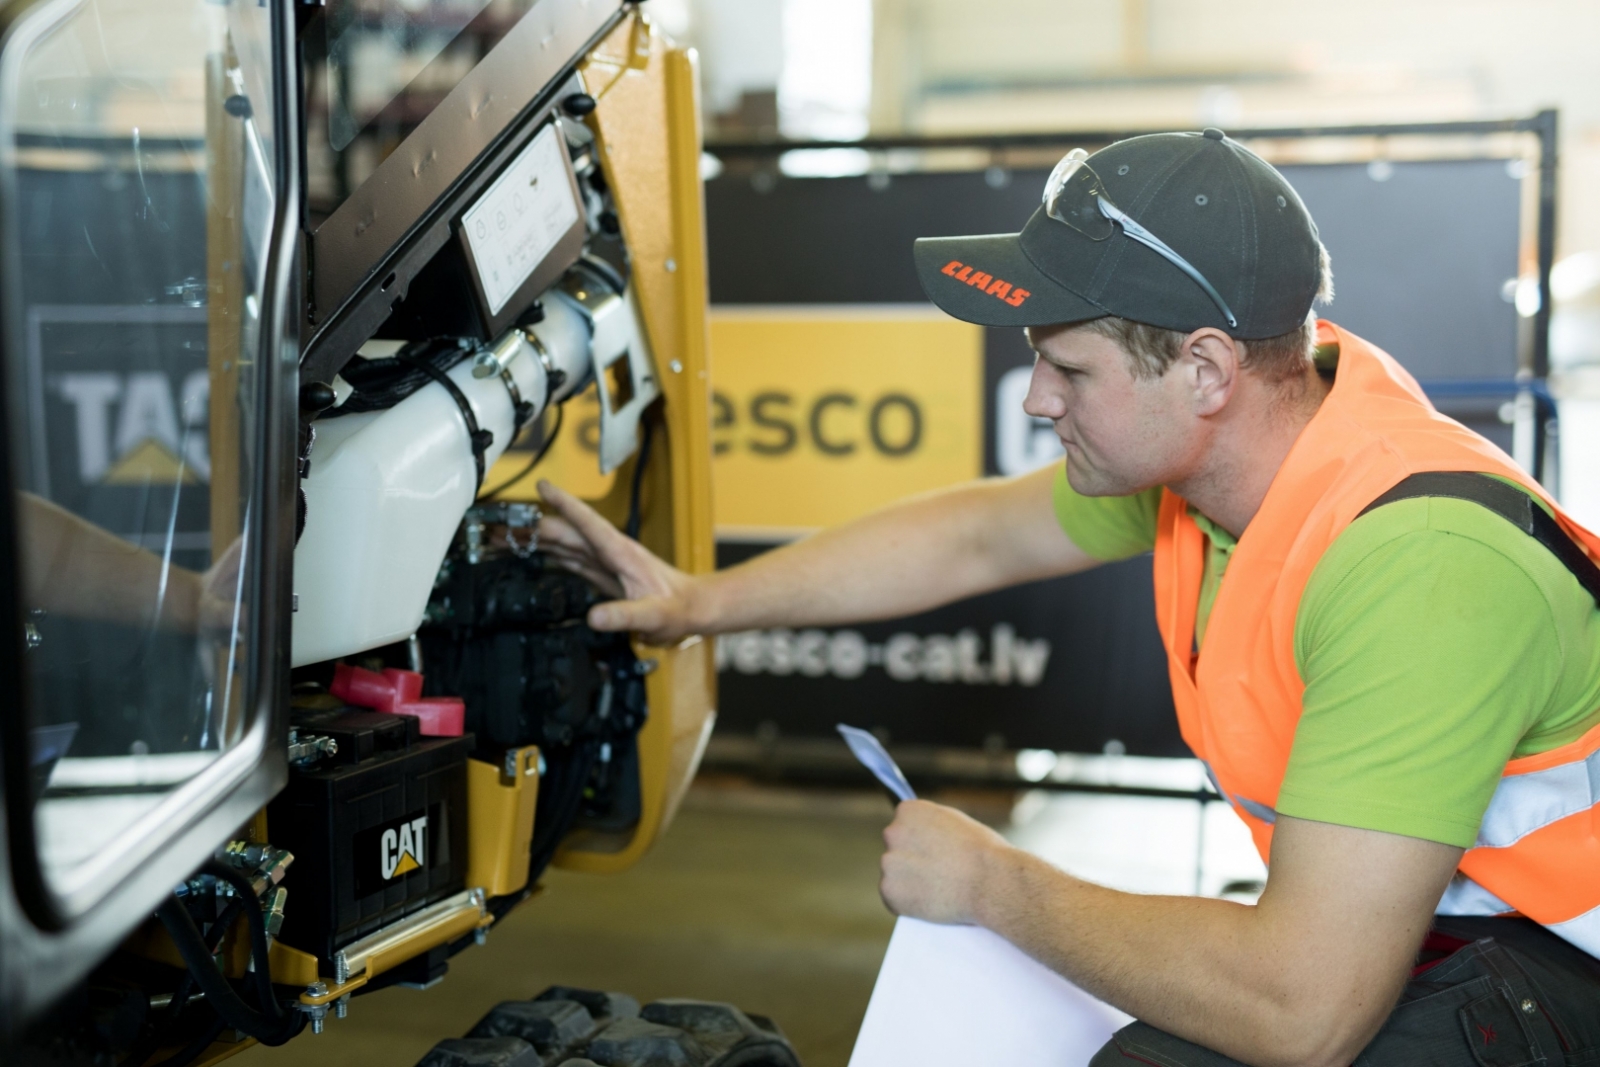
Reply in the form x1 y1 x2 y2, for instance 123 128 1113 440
0 0 277 909
303 0 535 224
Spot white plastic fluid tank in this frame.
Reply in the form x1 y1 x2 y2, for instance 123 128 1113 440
290 344 546 667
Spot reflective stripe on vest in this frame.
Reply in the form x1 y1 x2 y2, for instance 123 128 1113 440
1154 321 1600 961
1438 873 1600 958
1475 742 1600 849
1437 873 1514 916
1203 761 1277 825
1551 906 1600 955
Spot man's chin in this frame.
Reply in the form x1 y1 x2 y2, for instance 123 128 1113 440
1063 460 1143 499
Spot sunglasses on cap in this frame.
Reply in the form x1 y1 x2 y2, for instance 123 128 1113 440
1043 148 1239 330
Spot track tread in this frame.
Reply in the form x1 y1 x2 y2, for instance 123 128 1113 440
416 988 802 1067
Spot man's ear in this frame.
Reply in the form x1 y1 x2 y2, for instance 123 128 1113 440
1183 328 1242 416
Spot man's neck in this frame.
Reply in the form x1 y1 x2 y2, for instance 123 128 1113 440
1169 366 1332 539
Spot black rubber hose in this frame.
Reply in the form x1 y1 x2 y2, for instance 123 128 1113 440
624 417 653 541
323 338 474 416
120 892 245 1067
154 897 301 1046
527 737 603 886
199 863 281 1017
396 353 492 489
478 403 563 500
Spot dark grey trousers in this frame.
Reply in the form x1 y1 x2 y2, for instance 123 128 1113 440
1088 917 1600 1067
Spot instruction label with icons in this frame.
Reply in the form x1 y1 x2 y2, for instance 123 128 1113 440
462 123 580 314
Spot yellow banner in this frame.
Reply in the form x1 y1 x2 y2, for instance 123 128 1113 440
486 306 985 532
707 307 983 531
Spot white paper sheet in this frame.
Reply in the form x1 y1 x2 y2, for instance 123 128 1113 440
848 917 1134 1067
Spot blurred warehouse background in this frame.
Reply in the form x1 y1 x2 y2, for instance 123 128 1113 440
514 0 1600 770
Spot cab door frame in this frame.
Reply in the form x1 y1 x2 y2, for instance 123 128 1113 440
0 0 302 1038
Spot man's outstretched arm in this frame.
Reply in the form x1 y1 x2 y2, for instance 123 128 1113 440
880 804 1462 1067
535 464 1099 645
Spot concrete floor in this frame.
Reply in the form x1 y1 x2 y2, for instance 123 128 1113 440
239 783 900 1067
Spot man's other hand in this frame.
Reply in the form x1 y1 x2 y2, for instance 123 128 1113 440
880 799 1013 925
536 479 702 645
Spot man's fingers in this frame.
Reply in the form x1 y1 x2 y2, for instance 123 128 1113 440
541 542 600 571
538 480 631 555
587 598 637 632
588 595 670 638
533 515 594 555
551 556 626 599
538 480 692 640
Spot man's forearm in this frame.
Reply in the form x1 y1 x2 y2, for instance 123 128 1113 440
691 467 1094 633
972 846 1422 1067
21 492 201 630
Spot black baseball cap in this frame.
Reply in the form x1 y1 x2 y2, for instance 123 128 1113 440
913 129 1323 339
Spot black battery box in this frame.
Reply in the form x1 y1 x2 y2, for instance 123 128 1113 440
268 706 472 964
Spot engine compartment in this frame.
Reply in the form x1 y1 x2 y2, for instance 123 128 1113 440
278 94 659 974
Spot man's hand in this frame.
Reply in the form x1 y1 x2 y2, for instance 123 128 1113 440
536 479 703 644
880 799 1016 925
904 811 1465 1067
193 534 246 633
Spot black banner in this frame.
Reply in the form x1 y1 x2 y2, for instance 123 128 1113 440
702 157 1524 755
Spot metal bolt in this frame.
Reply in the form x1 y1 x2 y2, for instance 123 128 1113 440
311 1012 325 1035
335 995 350 1019
1521 998 1537 1014
333 954 350 984
474 927 488 946
307 981 328 998
669 359 683 373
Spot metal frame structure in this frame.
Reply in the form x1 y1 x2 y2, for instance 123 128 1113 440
710 111 1559 377
0 0 303 1033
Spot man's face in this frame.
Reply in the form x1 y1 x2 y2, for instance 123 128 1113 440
1022 324 1203 497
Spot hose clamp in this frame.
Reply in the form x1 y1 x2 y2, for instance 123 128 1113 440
521 326 566 407
474 331 536 432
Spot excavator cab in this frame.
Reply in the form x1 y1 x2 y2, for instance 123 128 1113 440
0 0 723 1054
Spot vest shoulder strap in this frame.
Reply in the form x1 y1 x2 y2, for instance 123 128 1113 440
1359 471 1600 605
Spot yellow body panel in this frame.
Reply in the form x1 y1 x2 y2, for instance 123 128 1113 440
543 14 717 871
269 941 323 988
465 748 542 897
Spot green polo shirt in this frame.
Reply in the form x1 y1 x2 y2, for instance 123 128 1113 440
1053 466 1600 849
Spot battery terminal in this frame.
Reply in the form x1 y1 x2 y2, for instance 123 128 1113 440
287 729 340 767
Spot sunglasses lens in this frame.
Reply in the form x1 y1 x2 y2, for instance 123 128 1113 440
1038 150 1238 328
1043 151 1115 240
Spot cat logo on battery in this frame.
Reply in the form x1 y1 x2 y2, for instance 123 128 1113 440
380 814 428 880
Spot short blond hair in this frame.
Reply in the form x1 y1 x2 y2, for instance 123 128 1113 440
1077 242 1335 384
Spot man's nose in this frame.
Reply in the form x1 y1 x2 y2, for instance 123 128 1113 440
1022 359 1066 420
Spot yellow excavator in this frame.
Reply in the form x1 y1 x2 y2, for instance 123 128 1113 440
0 0 786 1062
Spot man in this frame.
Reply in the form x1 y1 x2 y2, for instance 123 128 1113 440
538 129 1600 1064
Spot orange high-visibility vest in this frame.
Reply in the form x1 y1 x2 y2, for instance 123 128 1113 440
1153 321 1600 957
